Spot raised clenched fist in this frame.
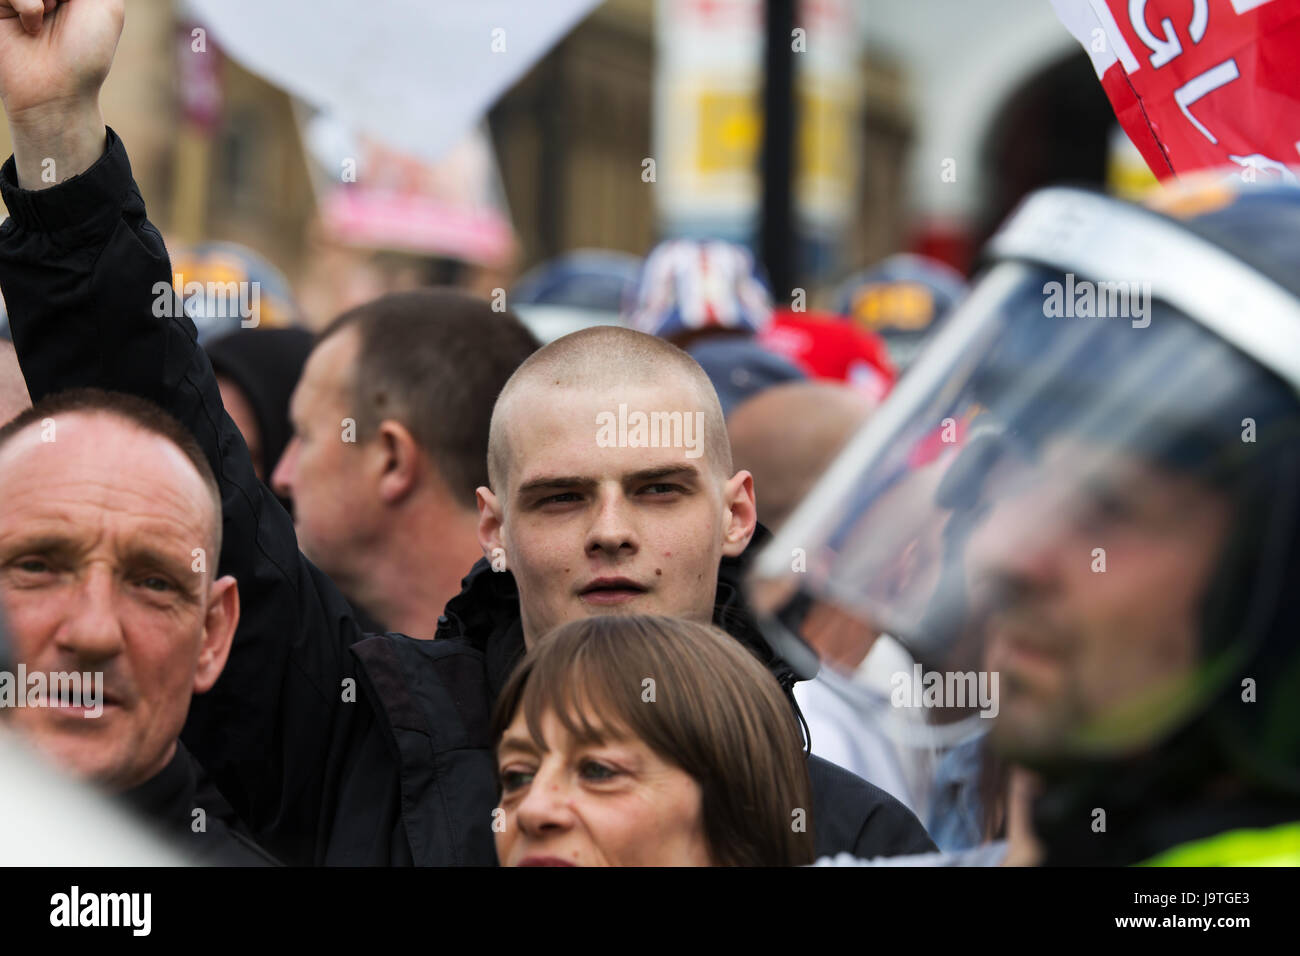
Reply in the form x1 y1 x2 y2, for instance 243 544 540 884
0 0 125 122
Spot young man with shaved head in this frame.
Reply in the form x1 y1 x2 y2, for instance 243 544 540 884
477 327 748 643
0 0 932 864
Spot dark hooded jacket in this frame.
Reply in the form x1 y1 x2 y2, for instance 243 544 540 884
0 129 933 866
118 742 279 866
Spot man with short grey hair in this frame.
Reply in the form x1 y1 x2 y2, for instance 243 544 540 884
0 389 272 863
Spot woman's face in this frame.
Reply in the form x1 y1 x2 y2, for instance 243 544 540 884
495 707 712 866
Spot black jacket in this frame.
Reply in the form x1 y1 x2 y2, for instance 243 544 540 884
119 743 278 865
0 129 934 865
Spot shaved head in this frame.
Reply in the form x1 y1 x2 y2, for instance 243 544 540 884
487 326 732 497
477 326 757 644
728 382 873 531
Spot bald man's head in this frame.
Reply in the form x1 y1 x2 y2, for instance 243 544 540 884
477 325 758 644
0 388 238 791
728 382 873 531
487 326 732 498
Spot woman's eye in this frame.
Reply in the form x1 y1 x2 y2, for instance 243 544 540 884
500 769 535 792
580 760 619 782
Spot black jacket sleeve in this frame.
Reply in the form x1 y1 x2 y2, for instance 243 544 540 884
0 129 368 863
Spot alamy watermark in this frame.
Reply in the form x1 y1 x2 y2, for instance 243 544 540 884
0 666 103 718
1042 273 1151 329
152 274 261 328
596 404 705 459
890 665 999 718
50 886 150 936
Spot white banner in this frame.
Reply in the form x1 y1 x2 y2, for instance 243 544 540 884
184 0 602 164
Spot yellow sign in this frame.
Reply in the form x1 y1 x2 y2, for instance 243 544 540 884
696 91 762 175
853 283 936 331
692 86 854 193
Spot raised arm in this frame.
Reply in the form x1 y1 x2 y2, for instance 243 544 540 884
0 0 367 863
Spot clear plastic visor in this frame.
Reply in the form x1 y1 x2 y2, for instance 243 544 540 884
751 261 1299 759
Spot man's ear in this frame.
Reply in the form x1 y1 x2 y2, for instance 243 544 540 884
476 485 506 562
194 575 239 695
720 469 758 558
374 419 421 504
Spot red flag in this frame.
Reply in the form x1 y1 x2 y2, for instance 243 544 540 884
1051 0 1300 179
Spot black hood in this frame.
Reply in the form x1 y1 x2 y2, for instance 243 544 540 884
205 327 315 477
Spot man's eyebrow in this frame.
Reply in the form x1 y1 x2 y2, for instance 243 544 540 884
626 465 701 484
120 544 195 574
515 475 596 496
0 534 81 559
516 466 703 496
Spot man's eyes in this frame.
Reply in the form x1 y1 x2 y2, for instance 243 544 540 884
536 484 683 506
1074 483 1139 528
136 575 177 593
4 558 183 595
8 557 57 577
639 483 684 496
537 492 583 506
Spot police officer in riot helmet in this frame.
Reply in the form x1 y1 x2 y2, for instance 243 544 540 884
752 172 1300 866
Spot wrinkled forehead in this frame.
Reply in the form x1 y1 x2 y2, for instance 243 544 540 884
502 378 727 488
0 413 216 540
